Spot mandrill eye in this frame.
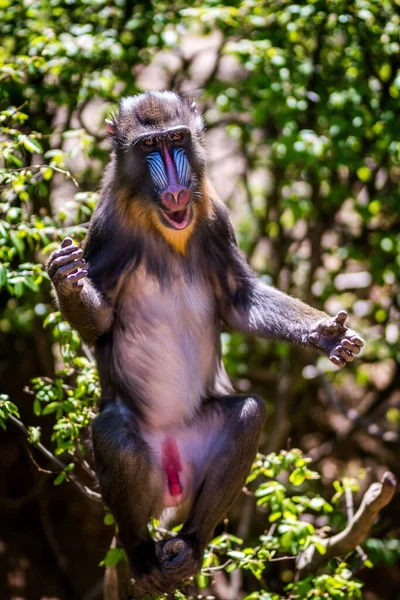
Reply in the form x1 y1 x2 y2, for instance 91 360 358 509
169 131 183 142
144 137 156 146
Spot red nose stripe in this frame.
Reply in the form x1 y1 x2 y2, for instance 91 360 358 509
162 436 183 497
159 142 190 211
161 143 180 189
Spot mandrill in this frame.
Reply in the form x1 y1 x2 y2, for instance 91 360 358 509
47 91 364 594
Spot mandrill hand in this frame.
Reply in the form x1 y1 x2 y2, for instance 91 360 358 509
46 237 88 294
308 310 364 367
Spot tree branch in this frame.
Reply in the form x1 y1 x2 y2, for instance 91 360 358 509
296 471 397 575
8 414 102 503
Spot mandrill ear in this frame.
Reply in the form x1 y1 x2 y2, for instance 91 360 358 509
190 101 204 132
105 119 115 136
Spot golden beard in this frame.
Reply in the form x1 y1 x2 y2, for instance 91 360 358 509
117 184 215 255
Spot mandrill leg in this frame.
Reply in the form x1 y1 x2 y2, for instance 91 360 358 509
93 395 266 596
155 394 266 585
92 401 169 595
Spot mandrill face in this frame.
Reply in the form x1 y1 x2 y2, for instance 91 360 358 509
107 92 207 244
141 126 193 231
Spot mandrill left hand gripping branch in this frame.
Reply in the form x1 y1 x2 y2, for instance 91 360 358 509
46 92 364 594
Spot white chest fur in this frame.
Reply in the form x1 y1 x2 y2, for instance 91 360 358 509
114 268 217 428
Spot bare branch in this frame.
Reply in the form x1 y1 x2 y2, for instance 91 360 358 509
297 472 397 575
8 414 102 503
4 164 79 187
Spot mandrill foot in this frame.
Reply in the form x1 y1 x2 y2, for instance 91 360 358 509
156 537 202 581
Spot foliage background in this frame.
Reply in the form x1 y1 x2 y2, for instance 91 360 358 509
0 0 399 598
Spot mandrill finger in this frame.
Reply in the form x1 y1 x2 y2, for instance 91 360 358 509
61 237 74 248
65 269 88 288
49 243 77 258
66 269 88 284
47 249 84 277
335 345 354 362
334 310 348 325
341 339 361 354
330 354 346 367
53 259 86 282
350 335 364 347
47 243 78 268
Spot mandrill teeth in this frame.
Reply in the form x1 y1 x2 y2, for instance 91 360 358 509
173 148 191 187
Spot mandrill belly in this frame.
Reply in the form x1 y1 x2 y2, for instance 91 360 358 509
114 269 220 428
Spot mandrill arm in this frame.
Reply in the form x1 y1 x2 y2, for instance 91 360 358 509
46 237 114 345
215 222 364 367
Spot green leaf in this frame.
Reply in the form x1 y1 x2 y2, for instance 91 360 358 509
269 511 282 523
196 572 207 589
42 402 60 415
104 513 115 525
101 547 126 568
309 497 325 510
23 276 39 292
174 592 189 600
27 426 41 444
357 166 371 182
33 398 41 416
0 266 7 290
53 472 67 486
226 534 243 544
42 167 53 181
289 468 305 486
315 540 327 555
364 559 373 568
10 232 25 259
21 136 43 154
43 312 61 328
228 550 246 560
7 154 23 167
0 396 20 430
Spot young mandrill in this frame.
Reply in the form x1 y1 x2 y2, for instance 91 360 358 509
47 92 364 595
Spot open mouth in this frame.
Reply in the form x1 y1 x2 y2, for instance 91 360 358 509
159 205 192 230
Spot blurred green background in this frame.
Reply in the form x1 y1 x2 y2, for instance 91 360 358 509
0 1 399 599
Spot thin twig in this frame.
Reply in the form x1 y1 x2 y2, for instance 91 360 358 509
202 559 233 574
27 446 58 474
74 441 98 481
3 164 79 187
8 414 102 503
